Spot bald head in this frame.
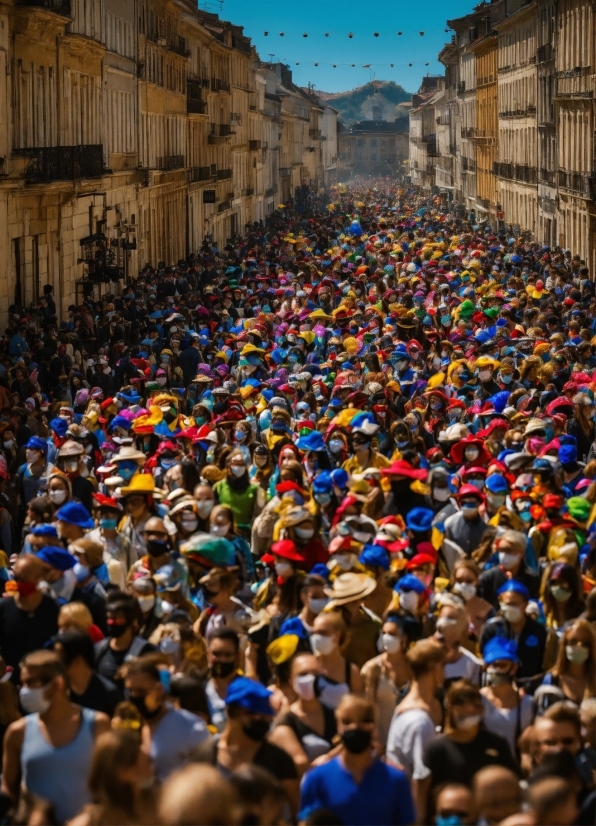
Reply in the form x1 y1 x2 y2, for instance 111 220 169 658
473 765 521 825
13 554 45 583
159 764 237 825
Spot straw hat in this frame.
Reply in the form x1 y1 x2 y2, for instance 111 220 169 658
324 572 377 608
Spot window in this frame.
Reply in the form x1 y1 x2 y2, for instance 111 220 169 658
370 138 377 147
370 152 377 161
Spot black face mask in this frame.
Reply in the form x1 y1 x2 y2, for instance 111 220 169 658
146 539 169 558
128 693 162 720
242 718 270 742
211 660 236 679
107 621 129 639
341 728 372 754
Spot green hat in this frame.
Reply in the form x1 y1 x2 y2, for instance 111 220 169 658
459 299 475 318
567 496 590 523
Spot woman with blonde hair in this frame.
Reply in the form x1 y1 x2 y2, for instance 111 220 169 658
540 619 596 704
449 558 494 639
58 601 104 642
309 610 363 708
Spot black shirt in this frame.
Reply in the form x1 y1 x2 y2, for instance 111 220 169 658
424 726 518 789
94 637 156 683
477 564 540 607
0 595 59 678
196 735 298 782
70 672 121 715
479 616 547 683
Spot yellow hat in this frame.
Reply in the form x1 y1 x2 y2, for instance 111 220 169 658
309 309 333 320
121 473 156 496
266 634 300 665
426 372 446 390
475 356 500 369
240 343 265 357
215 350 229 364
132 405 163 431
298 331 315 346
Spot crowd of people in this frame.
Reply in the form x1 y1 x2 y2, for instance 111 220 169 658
0 179 593 825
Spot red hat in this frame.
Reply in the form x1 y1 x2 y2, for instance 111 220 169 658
406 553 436 570
543 493 564 509
455 483 485 502
100 397 115 411
450 436 491 466
380 460 428 481
276 480 304 496
270 539 305 562
477 419 510 439
92 493 122 510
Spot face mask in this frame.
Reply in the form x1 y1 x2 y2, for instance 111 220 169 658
433 487 451 502
19 685 51 715
196 500 214 519
315 492 332 507
464 447 480 462
146 539 169 558
118 462 137 481
329 439 344 454
275 561 293 578
501 373 513 384
430 401 442 411
107 619 129 638
295 526 314 540
333 553 357 572
26 450 41 463
15 580 38 598
73 562 90 583
486 667 513 687
310 633 336 656
551 584 572 602
211 523 230 536
181 516 199 533
478 369 492 382
294 673 316 701
234 430 246 442
500 603 523 624
460 503 479 518
454 582 476 602
468 478 485 491
49 489 67 505
230 465 246 477
137 595 155 613
3 441 13 450
455 713 482 730
353 530 372 544
379 633 401 654
342 728 372 754
129 693 162 720
487 493 506 509
432 357 442 370
160 458 176 470
498 551 520 570
399 591 419 613
242 718 271 742
160 600 175 614
159 636 180 656
308 597 328 615
211 660 236 679
100 517 118 530
436 817 464 826
566 645 589 665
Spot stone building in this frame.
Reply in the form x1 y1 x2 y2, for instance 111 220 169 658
338 120 409 179
408 77 444 190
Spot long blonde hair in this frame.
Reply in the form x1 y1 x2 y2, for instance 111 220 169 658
550 619 596 698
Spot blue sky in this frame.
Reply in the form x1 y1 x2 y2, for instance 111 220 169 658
211 0 475 93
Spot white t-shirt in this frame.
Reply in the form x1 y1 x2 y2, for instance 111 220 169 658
482 694 535 756
444 647 483 687
150 706 210 780
386 707 437 780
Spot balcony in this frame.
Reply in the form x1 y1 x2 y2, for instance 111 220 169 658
248 139 261 151
216 168 232 180
242 187 254 196
211 78 230 93
493 161 537 184
558 169 596 198
208 123 232 144
189 166 211 183
537 43 554 63
539 168 556 185
457 80 466 94
16 0 71 12
555 67 593 99
168 34 190 57
217 200 231 212
23 145 103 182
157 155 184 171
187 80 206 115
309 128 322 139
461 127 476 138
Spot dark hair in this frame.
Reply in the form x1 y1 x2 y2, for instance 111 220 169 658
208 626 240 652
229 764 286 808
53 629 95 669
180 459 201 493
169 673 210 717
301 574 327 591
106 592 142 625
125 655 161 683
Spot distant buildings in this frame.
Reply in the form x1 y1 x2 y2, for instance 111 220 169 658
338 119 409 178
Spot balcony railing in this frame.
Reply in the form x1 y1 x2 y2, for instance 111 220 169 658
23 145 103 182
461 127 476 138
557 169 596 198
218 200 231 212
17 0 71 14
208 123 232 144
493 161 538 184
211 78 230 92
157 155 184 171
248 139 261 151
168 34 189 57
243 187 254 196
539 167 556 185
462 156 476 172
537 43 554 63
187 97 206 114
189 166 211 183
265 186 274 197
216 168 232 180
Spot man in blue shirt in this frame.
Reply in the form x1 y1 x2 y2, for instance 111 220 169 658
299 695 415 826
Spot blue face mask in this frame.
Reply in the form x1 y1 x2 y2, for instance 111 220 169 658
100 518 118 530
160 457 176 470
234 430 246 442
117 460 138 481
441 315 452 326
396 439 410 449
73 562 90 583
501 373 513 384
436 817 463 826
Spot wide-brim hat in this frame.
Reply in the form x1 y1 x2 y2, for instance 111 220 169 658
111 445 146 463
324 572 377 608
120 473 156 496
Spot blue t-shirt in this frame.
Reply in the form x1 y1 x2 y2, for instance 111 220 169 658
299 755 415 826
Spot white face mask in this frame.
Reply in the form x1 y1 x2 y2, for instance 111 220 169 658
500 603 523 624
295 527 315 540
230 465 246 477
478 369 492 382
310 633 336 656
498 551 521 570
3 441 13 450
464 447 480 462
566 645 589 666
137 595 156 613
293 673 317 701
20 684 51 714
379 633 402 654
196 500 214 519
433 487 451 502
308 597 328 615
211 523 230 536
454 582 476 602
275 561 294 578
48 489 68 505
353 530 372 544
399 591 419 613
331 553 357 572
455 713 482 730
181 516 199 533
487 493 506 510
26 450 41 464
160 599 175 614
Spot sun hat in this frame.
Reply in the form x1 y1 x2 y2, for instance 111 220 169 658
323 572 377 607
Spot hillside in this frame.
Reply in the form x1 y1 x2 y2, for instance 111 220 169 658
319 81 412 125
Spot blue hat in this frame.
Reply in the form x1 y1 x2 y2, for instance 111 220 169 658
312 471 333 494
559 443 578 465
359 544 390 571
109 415 132 432
49 418 68 438
393 343 411 360
225 676 273 715
36 546 76 571
153 564 181 593
278 616 309 639
118 391 141 405
330 468 349 489
394 574 426 594
26 436 48 453
485 474 509 494
482 636 519 665
55 502 94 529
328 398 343 408
295 431 326 452
310 563 330 580
405 507 434 534
31 524 58 538
497 579 530 601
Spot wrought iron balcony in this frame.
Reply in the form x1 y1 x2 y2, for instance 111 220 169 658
265 186 274 197
216 168 232 180
557 169 596 198
210 78 230 92
189 166 211 183
168 34 190 57
248 139 261 151
208 123 232 144
157 155 184 171
218 200 231 212
16 0 71 14
23 145 103 182
187 80 206 114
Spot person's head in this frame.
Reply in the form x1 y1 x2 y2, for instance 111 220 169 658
207 627 240 679
143 517 170 559
335 694 376 754
289 652 321 702
451 559 481 602
209 504 235 537
552 619 596 689
124 656 167 720
19 650 69 714
225 676 274 743
472 766 522 825
193 484 215 522
494 529 526 571
378 613 408 656
58 601 93 634
527 777 578 826
310 611 347 657
128 575 157 615
230 764 287 826
405 638 445 689
445 679 483 735
227 451 248 480
12 554 46 596
580 697 596 748
435 600 468 647
106 593 142 640
300 574 328 617
88 729 153 815
53 628 95 675
434 784 475 825
169 673 210 720
532 702 582 764
47 475 71 508
159 764 236 826
497 581 529 625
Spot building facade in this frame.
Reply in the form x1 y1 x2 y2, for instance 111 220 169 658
338 120 409 179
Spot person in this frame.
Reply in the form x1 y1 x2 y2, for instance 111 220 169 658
472 765 523 826
53 630 120 715
213 451 261 537
434 783 476 826
386 638 445 822
204 627 241 732
449 559 494 639
309 610 363 709
2 649 111 824
58 601 104 643
269 652 336 772
322 572 380 668
69 728 156 826
94 593 155 684
527 776 579 826
435 598 483 687
192 676 299 813
298 694 415 826
158 763 237 826
124 654 210 780
477 530 540 606
540 619 596 705
422 680 518 794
